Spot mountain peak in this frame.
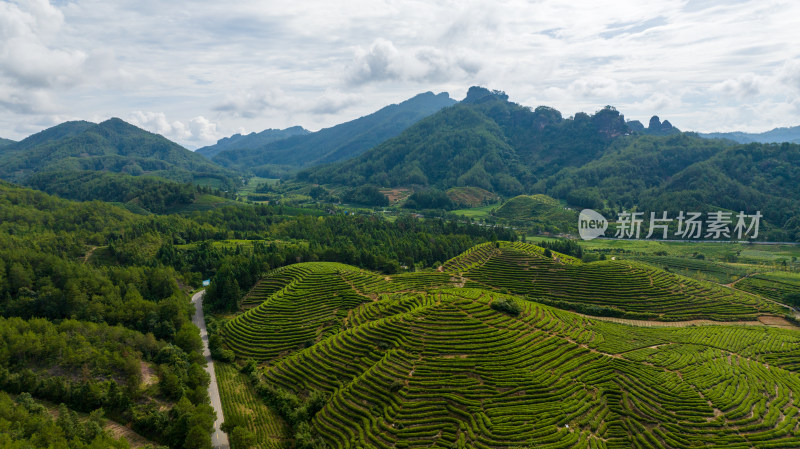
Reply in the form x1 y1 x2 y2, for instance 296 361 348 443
463 86 509 104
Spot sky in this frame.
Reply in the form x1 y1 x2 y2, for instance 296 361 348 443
1 0 799 149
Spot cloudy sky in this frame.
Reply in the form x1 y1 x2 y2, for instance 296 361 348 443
2 0 799 149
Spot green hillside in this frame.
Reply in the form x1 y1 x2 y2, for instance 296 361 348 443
493 194 577 232
211 91 456 176
0 137 15 148
218 243 800 448
0 118 238 190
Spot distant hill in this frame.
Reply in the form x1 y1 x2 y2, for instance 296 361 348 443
195 125 309 159
0 137 15 148
0 118 239 190
699 125 800 144
301 86 800 241
210 91 456 176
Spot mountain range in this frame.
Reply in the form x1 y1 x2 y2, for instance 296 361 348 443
300 86 800 240
2 86 799 239
700 125 800 144
195 125 310 159
203 91 456 176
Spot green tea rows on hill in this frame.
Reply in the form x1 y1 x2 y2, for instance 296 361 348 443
218 242 799 448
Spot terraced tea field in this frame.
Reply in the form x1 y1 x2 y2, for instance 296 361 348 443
735 272 800 306
452 242 779 321
218 242 800 448
215 362 289 449
631 255 751 284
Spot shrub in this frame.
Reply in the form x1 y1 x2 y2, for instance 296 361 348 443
490 297 521 316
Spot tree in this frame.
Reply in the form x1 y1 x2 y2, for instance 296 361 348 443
184 424 213 449
230 426 256 449
175 324 203 353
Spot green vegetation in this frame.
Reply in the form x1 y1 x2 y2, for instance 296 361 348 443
342 185 389 207
207 239 800 447
5 94 800 448
454 242 777 320
736 272 800 307
297 86 800 241
214 245 800 447
446 186 500 207
493 194 577 233
0 392 132 449
215 363 289 449
631 255 751 284
25 170 204 214
450 203 500 219
0 182 218 448
0 118 238 190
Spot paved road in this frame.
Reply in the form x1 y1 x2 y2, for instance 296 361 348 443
192 290 230 449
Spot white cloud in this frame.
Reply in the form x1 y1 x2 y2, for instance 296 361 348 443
3 0 800 141
345 38 483 86
214 88 287 119
0 0 85 88
129 111 221 147
710 73 764 98
214 87 360 118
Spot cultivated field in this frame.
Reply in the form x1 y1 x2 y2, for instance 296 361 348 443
217 241 800 448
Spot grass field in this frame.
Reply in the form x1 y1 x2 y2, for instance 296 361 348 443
217 241 800 448
238 176 279 201
450 203 501 218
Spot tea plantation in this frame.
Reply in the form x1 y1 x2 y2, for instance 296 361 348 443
218 242 800 448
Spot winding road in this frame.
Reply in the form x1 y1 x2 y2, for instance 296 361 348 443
191 290 229 449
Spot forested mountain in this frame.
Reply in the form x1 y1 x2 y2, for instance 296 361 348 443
300 86 628 194
195 125 309 159
210 91 456 176
0 137 15 148
301 86 800 240
0 118 239 190
701 125 800 144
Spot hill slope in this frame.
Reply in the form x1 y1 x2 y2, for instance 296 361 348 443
218 243 799 448
493 194 577 232
0 118 239 189
210 91 456 176
0 137 15 148
196 125 309 159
